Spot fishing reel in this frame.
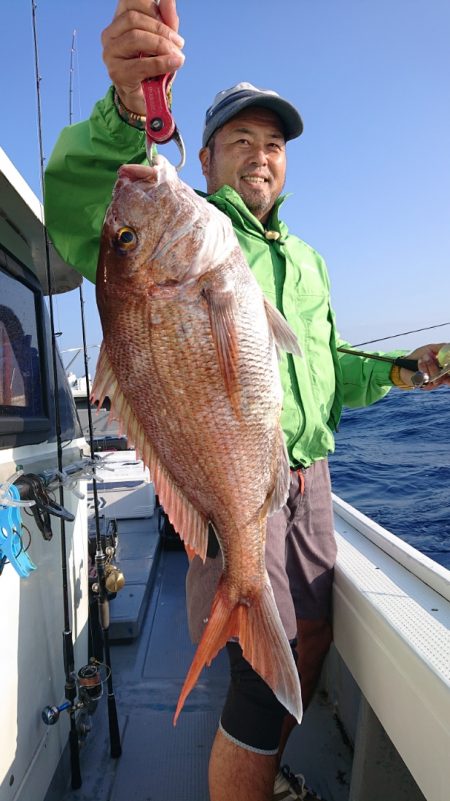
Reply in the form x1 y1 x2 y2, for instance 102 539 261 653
88 519 125 599
42 660 110 731
90 562 125 602
103 563 125 594
87 518 118 560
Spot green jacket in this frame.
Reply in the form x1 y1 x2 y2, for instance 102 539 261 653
45 87 398 467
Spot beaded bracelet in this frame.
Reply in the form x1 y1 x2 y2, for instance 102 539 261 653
390 364 414 390
113 89 146 131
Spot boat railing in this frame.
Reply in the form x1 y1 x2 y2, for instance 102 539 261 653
332 496 449 801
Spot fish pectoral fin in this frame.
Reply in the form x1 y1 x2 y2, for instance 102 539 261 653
202 286 240 407
91 343 210 562
174 577 303 725
267 432 291 515
264 298 302 356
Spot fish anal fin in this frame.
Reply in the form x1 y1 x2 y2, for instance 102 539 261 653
202 286 240 412
264 298 302 356
174 575 303 725
91 343 209 561
151 462 209 561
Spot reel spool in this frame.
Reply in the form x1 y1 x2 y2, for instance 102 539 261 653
78 662 102 702
77 662 103 713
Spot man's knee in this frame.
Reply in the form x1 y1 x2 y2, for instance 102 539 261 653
220 641 298 754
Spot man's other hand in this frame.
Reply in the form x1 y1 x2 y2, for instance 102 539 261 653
401 343 450 390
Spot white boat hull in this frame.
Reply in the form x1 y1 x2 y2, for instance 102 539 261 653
0 444 89 801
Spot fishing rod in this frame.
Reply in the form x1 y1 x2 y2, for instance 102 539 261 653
62 344 100 373
78 258 122 759
351 320 450 348
70 28 121 760
337 350 419 372
31 2 81 789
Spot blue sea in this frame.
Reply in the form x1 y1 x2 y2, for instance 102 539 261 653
328 387 450 570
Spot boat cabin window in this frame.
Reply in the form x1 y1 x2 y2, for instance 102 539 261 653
0 247 50 445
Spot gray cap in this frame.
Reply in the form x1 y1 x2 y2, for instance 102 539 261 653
202 81 303 147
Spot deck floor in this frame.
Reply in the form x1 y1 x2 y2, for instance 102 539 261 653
61 522 352 801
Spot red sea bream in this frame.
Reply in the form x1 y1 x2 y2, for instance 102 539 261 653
91 155 303 724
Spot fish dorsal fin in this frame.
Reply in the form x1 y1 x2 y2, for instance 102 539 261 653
264 298 302 356
267 430 291 515
91 343 210 561
202 285 240 409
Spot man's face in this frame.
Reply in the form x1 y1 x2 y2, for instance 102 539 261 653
199 107 287 223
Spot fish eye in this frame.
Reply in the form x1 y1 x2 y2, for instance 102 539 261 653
116 226 138 251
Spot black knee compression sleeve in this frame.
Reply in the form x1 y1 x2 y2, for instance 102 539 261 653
220 640 298 754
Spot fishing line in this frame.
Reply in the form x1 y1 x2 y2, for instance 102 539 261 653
69 29 76 125
31 0 81 789
70 28 121 759
351 321 450 348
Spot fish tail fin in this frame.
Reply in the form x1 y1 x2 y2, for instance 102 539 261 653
239 581 303 722
173 578 236 725
173 577 303 725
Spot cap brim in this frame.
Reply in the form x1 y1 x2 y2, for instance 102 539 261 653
202 94 303 147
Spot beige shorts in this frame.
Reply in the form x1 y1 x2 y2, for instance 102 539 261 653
186 459 337 643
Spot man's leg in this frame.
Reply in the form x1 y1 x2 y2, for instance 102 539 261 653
297 616 333 708
277 616 333 761
208 642 295 801
209 728 277 801
276 460 336 766
208 616 333 801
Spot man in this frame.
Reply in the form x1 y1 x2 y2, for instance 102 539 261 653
44 3 449 799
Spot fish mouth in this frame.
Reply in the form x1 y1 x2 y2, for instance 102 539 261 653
117 156 176 187
118 163 159 183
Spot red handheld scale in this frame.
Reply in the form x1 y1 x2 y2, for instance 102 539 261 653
141 73 185 170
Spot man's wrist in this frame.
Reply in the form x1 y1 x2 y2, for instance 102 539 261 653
390 364 414 390
113 89 146 130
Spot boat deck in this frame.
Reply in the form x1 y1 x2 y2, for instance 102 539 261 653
49 447 450 801
59 502 352 801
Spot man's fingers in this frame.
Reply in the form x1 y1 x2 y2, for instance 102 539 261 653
108 52 184 88
105 27 183 62
103 10 184 50
113 0 162 23
159 0 179 32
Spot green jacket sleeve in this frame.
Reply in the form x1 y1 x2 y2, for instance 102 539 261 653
44 86 147 283
334 324 406 407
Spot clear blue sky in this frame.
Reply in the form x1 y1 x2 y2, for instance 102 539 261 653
2 0 449 375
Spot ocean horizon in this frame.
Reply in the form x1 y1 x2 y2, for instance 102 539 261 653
329 386 450 570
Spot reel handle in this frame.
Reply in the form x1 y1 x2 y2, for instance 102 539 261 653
42 701 72 725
